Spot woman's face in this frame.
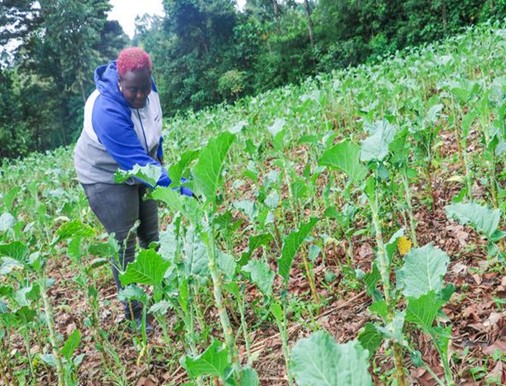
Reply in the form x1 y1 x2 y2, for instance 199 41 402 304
118 68 152 109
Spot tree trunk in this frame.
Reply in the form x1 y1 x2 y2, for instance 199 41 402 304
303 0 315 46
272 0 281 32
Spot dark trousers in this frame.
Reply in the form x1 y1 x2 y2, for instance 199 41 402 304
82 183 159 318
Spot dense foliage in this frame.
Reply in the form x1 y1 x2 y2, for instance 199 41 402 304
1 0 506 160
0 0 128 159
139 0 506 116
1 21 505 385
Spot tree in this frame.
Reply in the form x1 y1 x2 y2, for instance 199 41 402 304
0 0 128 156
138 0 238 113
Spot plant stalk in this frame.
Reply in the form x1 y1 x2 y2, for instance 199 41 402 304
301 247 320 306
39 275 65 386
368 194 407 386
280 290 294 386
238 293 252 364
204 223 241 382
401 167 418 247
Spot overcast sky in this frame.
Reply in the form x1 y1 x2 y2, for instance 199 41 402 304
108 0 246 39
108 0 165 38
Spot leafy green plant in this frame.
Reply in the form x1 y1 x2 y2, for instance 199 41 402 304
446 202 506 262
291 331 372 386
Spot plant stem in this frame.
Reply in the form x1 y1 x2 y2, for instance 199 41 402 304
488 154 498 209
22 330 36 381
368 195 392 307
461 139 473 200
454 105 472 200
368 194 407 386
425 164 436 212
204 221 241 382
238 294 252 364
401 167 418 247
39 275 65 386
280 290 294 386
301 246 320 306
422 362 446 386
429 331 455 386
393 344 407 386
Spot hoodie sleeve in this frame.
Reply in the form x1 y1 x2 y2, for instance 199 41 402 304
91 96 172 188
157 137 164 162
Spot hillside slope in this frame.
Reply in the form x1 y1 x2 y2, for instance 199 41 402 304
1 21 505 385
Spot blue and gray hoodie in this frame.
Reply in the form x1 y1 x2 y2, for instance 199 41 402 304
74 61 191 195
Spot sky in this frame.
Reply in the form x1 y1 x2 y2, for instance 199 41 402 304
108 0 165 39
108 0 246 39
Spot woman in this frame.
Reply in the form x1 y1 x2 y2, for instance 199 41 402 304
74 47 191 329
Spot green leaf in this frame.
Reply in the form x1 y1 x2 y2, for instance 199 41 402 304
440 284 456 303
291 331 372 386
411 350 423 367
149 300 171 316
217 251 236 281
398 244 449 298
376 311 406 344
2 187 21 211
0 300 7 313
239 233 272 266
308 245 321 261
86 258 108 272
120 249 170 286
233 200 258 221
0 285 12 297
269 302 283 323
405 291 444 331
14 286 35 307
178 278 189 312
56 220 94 241
61 329 81 361
15 306 36 324
445 202 501 239
358 323 384 357
184 226 209 281
40 354 57 368
428 325 452 362
168 150 199 188
114 163 162 187
363 262 381 296
0 241 29 261
159 223 178 262
277 218 318 282
264 190 279 209
239 366 259 386
425 103 444 125
0 213 16 232
151 187 201 225
0 257 24 275
360 120 398 162
319 140 368 184
193 132 235 202
88 238 119 258
385 229 405 263
182 339 230 378
369 300 388 320
118 285 147 303
242 260 274 297
268 118 286 137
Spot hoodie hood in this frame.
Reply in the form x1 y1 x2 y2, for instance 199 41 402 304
94 61 129 107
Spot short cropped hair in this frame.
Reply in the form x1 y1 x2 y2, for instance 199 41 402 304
117 47 152 77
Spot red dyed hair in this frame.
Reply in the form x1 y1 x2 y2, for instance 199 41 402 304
117 47 152 77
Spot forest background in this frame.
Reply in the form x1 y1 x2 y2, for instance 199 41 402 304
1 0 506 161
